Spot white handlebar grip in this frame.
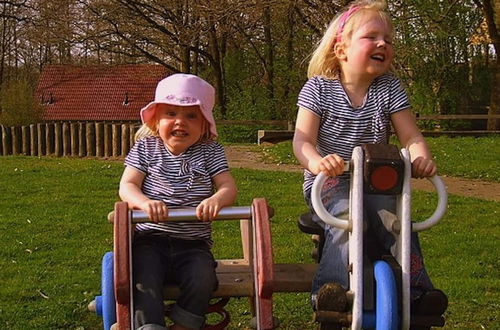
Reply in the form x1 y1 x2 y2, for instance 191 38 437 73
311 172 350 230
412 175 448 232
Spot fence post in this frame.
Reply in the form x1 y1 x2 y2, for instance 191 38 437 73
104 123 112 157
12 126 21 155
30 124 37 156
5 126 12 155
46 123 54 155
2 126 12 155
37 123 46 156
121 124 130 157
70 122 78 156
22 126 30 155
55 122 62 157
0 125 4 155
112 123 121 157
96 122 104 158
86 122 96 157
78 122 86 157
63 122 70 156
129 123 137 149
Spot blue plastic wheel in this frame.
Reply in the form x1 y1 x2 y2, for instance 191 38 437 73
101 252 116 330
373 260 398 330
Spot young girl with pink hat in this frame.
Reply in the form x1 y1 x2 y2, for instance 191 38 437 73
119 73 237 330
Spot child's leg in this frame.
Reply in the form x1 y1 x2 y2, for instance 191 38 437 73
363 194 434 299
307 179 350 302
132 235 170 329
169 239 217 329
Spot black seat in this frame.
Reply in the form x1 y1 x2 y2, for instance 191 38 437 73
298 212 325 262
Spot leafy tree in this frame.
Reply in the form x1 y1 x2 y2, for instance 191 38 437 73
0 75 41 126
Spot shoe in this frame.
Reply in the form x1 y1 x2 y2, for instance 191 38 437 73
316 282 348 312
316 283 348 330
411 289 448 316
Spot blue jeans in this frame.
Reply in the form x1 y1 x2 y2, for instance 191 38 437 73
305 178 434 304
132 234 218 329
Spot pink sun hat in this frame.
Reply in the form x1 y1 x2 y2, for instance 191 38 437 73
140 73 217 137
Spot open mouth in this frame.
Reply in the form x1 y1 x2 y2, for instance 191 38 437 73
171 130 188 137
371 54 385 62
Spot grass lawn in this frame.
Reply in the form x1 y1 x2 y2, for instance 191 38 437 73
0 154 498 329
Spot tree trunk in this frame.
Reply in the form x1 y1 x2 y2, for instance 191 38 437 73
262 1 275 118
477 0 499 130
209 24 226 118
283 1 296 120
180 45 191 73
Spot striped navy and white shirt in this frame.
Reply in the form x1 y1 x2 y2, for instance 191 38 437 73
297 73 410 194
124 136 229 245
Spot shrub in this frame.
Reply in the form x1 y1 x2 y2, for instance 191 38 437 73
0 77 42 126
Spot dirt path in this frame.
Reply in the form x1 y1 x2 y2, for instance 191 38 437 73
225 145 500 202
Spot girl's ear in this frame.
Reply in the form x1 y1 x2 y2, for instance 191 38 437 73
334 42 347 61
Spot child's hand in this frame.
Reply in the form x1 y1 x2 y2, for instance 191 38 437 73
411 157 437 178
139 200 168 223
196 197 221 222
314 154 345 177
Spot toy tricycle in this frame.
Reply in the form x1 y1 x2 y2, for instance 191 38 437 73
299 143 448 329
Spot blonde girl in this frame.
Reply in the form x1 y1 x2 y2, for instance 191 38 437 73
119 73 237 330
293 0 447 318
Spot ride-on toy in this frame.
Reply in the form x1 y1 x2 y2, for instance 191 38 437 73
89 143 447 329
299 143 448 329
89 198 317 330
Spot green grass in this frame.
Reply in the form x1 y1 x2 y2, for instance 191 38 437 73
0 156 498 329
259 136 500 182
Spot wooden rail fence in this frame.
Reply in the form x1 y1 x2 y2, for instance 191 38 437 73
0 122 140 157
257 114 500 144
0 116 498 155
0 120 294 157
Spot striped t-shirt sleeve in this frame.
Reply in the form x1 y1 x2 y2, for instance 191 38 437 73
388 77 410 114
204 142 229 177
297 77 322 116
124 138 149 174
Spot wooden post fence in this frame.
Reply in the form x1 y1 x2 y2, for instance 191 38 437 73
0 118 498 157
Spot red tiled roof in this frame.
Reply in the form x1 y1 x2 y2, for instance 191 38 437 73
35 64 171 121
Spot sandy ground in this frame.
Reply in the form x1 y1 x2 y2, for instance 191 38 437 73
225 145 500 202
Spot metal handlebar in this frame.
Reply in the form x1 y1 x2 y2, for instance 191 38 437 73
108 206 253 223
412 175 447 232
311 171 350 230
311 148 447 232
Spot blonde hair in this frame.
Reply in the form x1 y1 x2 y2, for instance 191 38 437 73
134 105 212 142
307 0 392 79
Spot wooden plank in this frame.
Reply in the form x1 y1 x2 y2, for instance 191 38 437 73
218 120 289 128
421 130 500 137
162 262 317 300
273 263 317 293
257 130 294 144
416 114 500 120
163 263 254 299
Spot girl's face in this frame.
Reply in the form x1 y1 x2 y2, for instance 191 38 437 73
155 104 205 155
340 13 394 81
